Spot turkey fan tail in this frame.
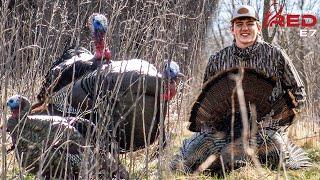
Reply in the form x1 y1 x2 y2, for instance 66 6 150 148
51 46 88 69
268 131 312 169
170 133 227 174
285 141 312 169
188 68 277 133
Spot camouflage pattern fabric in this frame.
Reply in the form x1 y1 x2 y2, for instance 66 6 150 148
204 37 306 106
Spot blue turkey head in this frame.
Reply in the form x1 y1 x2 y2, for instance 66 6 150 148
163 60 184 80
7 95 22 110
7 95 31 118
91 13 108 41
162 60 184 101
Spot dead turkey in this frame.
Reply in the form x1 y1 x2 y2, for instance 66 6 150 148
171 68 310 175
6 95 129 179
36 13 111 105
189 68 299 136
170 130 311 175
46 59 184 152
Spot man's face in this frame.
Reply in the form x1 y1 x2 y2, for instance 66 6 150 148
231 17 261 48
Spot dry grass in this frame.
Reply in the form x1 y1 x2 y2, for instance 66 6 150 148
1 0 319 179
2 124 320 180
163 118 320 180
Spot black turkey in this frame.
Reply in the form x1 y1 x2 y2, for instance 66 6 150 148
6 95 129 179
170 130 311 175
36 13 111 105
49 59 184 152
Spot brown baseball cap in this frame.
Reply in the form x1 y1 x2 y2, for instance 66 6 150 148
231 5 259 22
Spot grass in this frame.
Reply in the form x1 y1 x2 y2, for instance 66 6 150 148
1 87 319 180
155 147 320 180
119 119 320 180
1 1 319 179
3 114 320 180
168 134 320 180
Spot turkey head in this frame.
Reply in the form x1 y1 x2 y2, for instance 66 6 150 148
7 95 30 119
162 60 185 101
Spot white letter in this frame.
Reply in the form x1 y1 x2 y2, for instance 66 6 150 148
310 29 316 36
300 29 308 37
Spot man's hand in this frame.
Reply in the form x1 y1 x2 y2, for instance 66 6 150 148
293 87 307 109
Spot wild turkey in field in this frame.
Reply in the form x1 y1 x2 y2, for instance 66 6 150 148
49 59 184 152
33 13 184 152
170 130 312 175
36 13 111 105
6 95 129 179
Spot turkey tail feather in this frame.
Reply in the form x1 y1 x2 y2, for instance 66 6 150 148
285 142 312 169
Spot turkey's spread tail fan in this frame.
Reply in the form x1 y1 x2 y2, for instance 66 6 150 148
189 68 298 133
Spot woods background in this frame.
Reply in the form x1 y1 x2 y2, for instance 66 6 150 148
0 0 319 179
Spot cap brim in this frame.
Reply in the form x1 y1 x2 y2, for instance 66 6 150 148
231 16 259 22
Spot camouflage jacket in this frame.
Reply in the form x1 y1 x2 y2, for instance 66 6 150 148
204 37 306 107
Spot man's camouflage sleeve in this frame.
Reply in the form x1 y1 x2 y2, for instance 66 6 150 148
278 48 306 108
203 52 219 83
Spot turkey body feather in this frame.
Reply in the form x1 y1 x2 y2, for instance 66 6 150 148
8 111 94 178
51 59 167 151
6 95 129 179
170 130 311 175
37 47 97 103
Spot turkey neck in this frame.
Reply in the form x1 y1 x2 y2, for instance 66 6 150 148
93 32 111 62
7 115 19 134
94 39 105 59
7 101 31 133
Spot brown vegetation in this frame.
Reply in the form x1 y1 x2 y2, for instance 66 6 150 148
0 0 319 179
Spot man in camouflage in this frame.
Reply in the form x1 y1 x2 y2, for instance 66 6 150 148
170 5 311 175
204 5 306 108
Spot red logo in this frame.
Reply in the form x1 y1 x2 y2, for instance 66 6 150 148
263 2 318 28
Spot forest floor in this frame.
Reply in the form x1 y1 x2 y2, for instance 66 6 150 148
1 106 319 179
